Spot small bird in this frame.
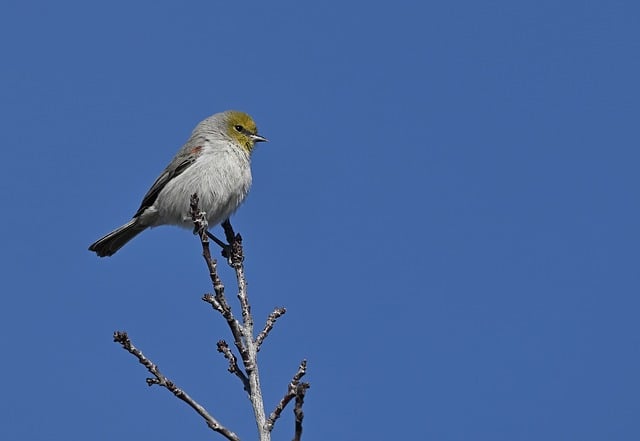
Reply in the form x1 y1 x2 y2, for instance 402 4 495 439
89 110 267 257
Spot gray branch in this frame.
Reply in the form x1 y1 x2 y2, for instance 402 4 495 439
230 237 270 441
256 307 287 351
113 194 309 441
292 382 310 441
113 331 240 441
266 360 308 432
217 339 250 391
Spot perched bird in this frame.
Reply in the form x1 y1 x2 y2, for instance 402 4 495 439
89 110 267 257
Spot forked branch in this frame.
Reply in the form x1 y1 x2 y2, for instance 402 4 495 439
266 360 309 432
113 194 309 441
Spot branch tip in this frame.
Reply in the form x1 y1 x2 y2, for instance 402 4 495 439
113 330 240 441
266 359 310 433
256 307 287 350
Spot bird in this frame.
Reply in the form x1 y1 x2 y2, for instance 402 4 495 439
89 110 267 257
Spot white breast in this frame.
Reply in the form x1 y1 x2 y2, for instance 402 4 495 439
153 141 252 228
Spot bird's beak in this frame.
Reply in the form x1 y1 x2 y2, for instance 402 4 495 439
251 134 268 143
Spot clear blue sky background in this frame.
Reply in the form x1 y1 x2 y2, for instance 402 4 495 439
1 1 638 440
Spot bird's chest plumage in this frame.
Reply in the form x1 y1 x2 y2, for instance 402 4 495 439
154 142 252 227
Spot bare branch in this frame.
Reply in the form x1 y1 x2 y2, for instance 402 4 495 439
190 193 209 242
192 194 248 363
227 234 270 441
292 382 310 441
232 237 252 329
190 194 223 289
256 307 287 351
217 340 250 391
104 194 308 441
113 331 240 441
202 292 223 313
203 293 247 362
194 197 269 441
266 360 308 432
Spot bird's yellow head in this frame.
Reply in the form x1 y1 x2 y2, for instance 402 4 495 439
225 110 268 154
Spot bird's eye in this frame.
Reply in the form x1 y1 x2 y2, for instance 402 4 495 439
234 125 244 132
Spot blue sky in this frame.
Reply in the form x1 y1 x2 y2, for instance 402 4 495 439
1 1 639 440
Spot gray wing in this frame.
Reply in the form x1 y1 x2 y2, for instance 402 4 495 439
133 155 197 218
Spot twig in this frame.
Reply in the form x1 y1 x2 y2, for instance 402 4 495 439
114 194 309 441
256 307 287 351
191 195 248 363
266 360 308 432
233 240 252 331
190 194 209 242
190 194 218 282
194 196 269 441
292 382 310 441
193 195 309 441
113 331 240 441
231 236 269 441
217 340 250 392
203 292 247 363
